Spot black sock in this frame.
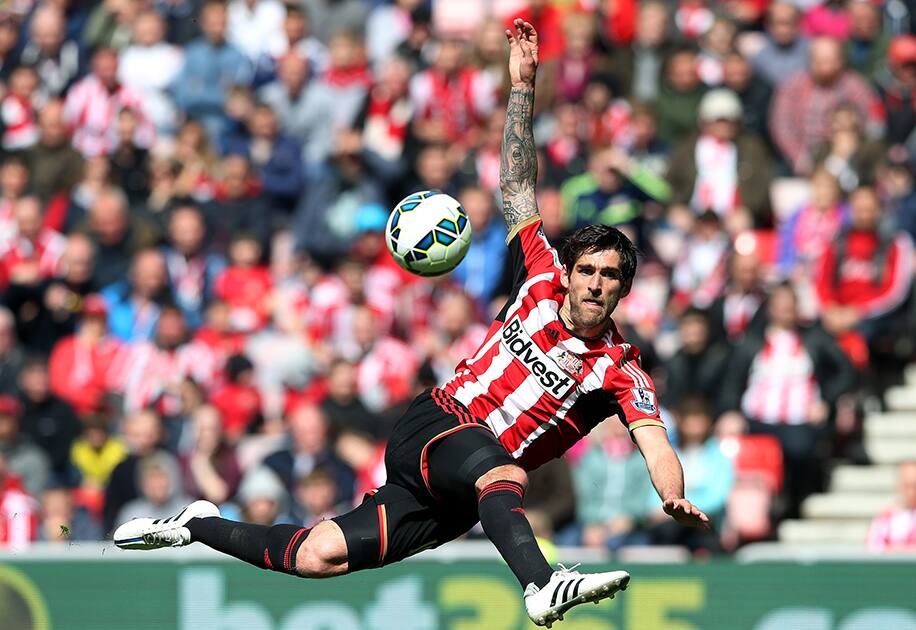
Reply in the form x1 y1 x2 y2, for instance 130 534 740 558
477 480 553 589
187 517 310 575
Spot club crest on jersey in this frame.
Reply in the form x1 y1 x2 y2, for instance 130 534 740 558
553 350 583 376
502 316 576 398
630 388 658 415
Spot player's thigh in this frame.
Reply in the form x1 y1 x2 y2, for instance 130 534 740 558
426 422 517 502
331 483 478 572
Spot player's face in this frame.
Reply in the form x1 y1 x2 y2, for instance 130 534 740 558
561 249 631 335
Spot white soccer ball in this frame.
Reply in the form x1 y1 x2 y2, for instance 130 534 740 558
386 191 472 277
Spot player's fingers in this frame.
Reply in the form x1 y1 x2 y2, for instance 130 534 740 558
505 29 517 46
522 20 538 41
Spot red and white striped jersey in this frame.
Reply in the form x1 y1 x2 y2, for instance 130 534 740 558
442 218 665 471
740 329 820 425
867 506 916 551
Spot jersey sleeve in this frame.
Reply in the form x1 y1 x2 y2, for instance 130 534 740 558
603 349 666 434
496 217 563 322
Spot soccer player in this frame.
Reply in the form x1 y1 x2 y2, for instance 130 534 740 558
114 20 710 628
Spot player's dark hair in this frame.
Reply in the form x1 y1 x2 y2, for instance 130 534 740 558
559 224 638 285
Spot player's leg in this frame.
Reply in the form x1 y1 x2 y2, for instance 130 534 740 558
113 499 348 577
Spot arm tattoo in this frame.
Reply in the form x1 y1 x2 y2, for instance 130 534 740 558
500 86 539 231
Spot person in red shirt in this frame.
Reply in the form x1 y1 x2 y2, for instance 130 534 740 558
209 353 263 443
0 195 66 290
48 294 122 416
816 185 914 344
214 233 274 333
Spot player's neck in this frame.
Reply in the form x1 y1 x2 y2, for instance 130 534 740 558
558 302 613 341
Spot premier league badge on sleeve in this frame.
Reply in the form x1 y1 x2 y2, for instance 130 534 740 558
631 388 658 415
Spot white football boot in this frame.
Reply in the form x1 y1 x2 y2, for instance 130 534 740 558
524 564 630 628
114 500 220 550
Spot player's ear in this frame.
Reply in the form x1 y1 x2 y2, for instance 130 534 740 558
620 278 632 298
560 266 570 289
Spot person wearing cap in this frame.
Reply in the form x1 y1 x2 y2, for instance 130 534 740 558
48 292 122 416
876 34 916 148
668 88 772 230
0 393 50 498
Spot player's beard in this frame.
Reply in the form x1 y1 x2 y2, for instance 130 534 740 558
568 292 617 332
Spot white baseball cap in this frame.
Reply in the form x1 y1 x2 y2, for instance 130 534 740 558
698 89 743 122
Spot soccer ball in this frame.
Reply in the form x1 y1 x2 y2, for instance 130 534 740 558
386 191 472 277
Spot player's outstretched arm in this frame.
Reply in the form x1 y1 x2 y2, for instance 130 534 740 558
500 19 540 233
633 425 711 529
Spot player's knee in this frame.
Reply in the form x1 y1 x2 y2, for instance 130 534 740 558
295 521 348 578
475 464 528 494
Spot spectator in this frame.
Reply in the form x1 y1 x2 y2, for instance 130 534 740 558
1 65 41 151
394 5 433 72
417 290 488 386
234 465 291 525
209 354 263 442
0 393 50 497
770 37 884 176
321 31 373 130
410 35 496 146
38 486 101 543
0 450 38 549
567 412 652 549
154 0 200 45
366 0 420 67
697 17 737 87
214 233 272 333
707 249 767 344
293 467 343 528
70 413 128 490
626 103 670 177
62 156 114 234
0 13 20 82
79 188 159 289
116 305 217 415
116 451 191 524
343 305 417 414
18 356 80 486
0 196 66 291
642 397 732 552
668 89 772 229
541 102 589 188
450 186 507 309
550 11 600 104
751 2 810 88
525 457 577 542
48 293 121 416
262 403 354 504
721 51 773 143
227 0 286 63
171 0 253 142
670 209 733 310
109 108 151 207
814 103 885 193
24 100 84 204
2 232 97 355
719 283 857 517
561 145 671 237
845 0 890 80
663 307 730 410
300 0 370 45
293 136 384 263
882 150 916 242
63 47 155 158
0 156 30 244
179 404 241 505
203 155 272 253
103 409 166 533
655 47 707 144
18 5 82 98
867 460 916 551
610 0 672 102
259 52 336 171
82 0 139 50
100 248 168 343
777 168 848 281
319 359 381 439
0 307 23 395
118 10 184 135
263 5 328 79
223 103 304 216
162 204 226 330
816 185 915 343
876 35 916 148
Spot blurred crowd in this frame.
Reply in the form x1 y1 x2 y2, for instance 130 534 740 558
0 0 914 555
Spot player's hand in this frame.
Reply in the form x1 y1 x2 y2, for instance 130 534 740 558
505 18 539 87
663 498 711 530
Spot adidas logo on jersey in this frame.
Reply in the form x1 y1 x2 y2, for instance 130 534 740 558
502 316 576 398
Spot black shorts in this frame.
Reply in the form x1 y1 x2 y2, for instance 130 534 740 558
332 388 514 572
